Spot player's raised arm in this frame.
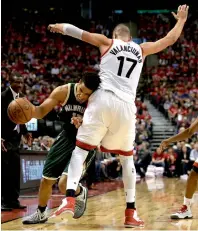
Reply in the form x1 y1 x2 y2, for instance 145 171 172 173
140 4 189 57
47 23 112 50
159 118 198 151
32 85 68 119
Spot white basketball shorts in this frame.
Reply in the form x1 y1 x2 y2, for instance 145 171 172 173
76 89 137 156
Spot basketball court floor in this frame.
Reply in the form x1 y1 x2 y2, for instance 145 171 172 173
1 178 198 230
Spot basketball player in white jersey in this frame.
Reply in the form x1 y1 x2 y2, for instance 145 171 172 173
159 118 198 219
48 4 189 227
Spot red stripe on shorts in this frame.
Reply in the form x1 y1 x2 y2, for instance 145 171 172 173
100 146 133 156
76 140 97 151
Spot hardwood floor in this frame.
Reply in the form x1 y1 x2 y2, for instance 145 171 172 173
2 178 198 230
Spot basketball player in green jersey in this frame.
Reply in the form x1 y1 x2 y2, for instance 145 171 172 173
22 72 101 224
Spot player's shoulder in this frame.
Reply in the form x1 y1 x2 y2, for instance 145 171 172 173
130 40 142 49
51 84 70 104
54 84 69 94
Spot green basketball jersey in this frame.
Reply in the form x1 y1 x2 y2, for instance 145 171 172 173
58 83 87 139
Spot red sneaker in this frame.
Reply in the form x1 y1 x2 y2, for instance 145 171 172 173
124 208 144 227
50 197 75 218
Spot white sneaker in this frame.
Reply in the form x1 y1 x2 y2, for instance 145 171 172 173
22 209 48 224
74 183 88 219
170 205 193 219
180 175 188 180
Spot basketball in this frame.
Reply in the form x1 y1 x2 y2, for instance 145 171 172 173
7 98 33 124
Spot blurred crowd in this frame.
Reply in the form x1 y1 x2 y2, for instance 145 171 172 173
1 11 198 184
150 142 198 179
140 14 198 130
21 135 55 151
139 13 198 179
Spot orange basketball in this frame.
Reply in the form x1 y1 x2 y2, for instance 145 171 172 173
8 98 33 124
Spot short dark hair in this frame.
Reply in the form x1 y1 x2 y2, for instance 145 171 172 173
81 71 101 91
9 71 23 82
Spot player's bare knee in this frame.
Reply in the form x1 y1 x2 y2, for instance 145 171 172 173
41 177 56 188
58 175 67 194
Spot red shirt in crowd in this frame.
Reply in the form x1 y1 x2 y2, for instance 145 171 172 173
153 152 165 161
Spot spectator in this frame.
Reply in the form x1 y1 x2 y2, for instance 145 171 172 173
151 147 165 167
1 72 32 211
180 145 191 176
164 147 177 177
135 142 151 178
189 142 198 168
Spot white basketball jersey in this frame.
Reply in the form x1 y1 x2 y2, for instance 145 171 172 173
99 39 143 103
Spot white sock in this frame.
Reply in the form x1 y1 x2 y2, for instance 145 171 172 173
183 197 192 208
119 155 136 203
66 146 89 191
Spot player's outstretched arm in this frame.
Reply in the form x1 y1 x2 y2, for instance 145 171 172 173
159 118 198 151
47 23 112 51
140 4 189 57
32 85 68 119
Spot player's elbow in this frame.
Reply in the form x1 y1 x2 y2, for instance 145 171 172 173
165 35 178 46
33 106 44 119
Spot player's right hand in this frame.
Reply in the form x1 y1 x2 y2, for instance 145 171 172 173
172 4 189 22
71 116 83 129
159 140 170 153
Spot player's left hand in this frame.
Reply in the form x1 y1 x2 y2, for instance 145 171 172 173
71 116 83 129
172 4 189 22
48 24 64 34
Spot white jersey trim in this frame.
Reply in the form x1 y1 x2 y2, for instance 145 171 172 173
61 83 71 106
101 39 114 58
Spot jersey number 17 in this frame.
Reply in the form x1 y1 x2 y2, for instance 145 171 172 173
117 56 137 78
